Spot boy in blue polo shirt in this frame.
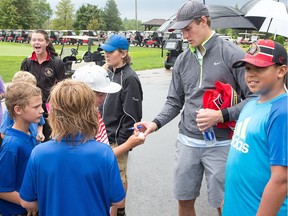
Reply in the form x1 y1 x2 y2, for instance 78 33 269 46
223 39 287 216
0 82 43 216
0 71 45 143
20 79 125 216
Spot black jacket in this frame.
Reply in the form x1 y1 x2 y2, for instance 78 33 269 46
20 55 66 103
100 64 143 145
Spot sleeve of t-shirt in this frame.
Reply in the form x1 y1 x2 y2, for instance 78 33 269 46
0 110 13 134
108 152 125 203
267 100 287 166
39 115 45 126
19 152 37 202
0 147 17 192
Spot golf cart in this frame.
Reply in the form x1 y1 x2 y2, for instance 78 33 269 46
60 35 105 77
131 31 144 46
0 30 6 41
143 31 163 48
162 37 188 69
14 30 29 43
5 30 16 42
59 30 77 45
45 30 60 44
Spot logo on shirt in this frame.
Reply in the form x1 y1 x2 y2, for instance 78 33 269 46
45 68 54 77
231 117 250 153
213 61 222 65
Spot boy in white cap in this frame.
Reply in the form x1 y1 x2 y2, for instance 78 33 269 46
223 39 287 216
134 1 253 215
72 64 145 158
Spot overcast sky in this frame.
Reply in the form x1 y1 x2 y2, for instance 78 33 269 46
49 0 286 21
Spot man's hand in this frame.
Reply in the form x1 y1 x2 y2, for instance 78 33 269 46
196 109 223 131
134 121 158 136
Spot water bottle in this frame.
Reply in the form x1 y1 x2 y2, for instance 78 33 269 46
199 109 216 146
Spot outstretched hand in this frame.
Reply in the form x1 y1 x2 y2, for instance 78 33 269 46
134 121 158 136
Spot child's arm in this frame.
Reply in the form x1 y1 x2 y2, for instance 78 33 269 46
113 132 145 158
256 166 287 216
20 198 38 211
36 125 45 142
111 198 125 207
0 191 21 205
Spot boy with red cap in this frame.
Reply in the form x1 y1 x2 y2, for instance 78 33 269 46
223 39 287 216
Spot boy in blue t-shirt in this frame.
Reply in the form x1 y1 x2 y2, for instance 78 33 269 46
0 82 43 216
20 79 125 216
0 71 45 143
223 39 287 216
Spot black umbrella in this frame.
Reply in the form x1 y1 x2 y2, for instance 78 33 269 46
208 5 257 30
158 5 257 32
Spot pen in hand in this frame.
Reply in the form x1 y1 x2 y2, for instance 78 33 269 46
128 125 142 131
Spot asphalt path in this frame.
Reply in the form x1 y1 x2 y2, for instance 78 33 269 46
125 68 217 216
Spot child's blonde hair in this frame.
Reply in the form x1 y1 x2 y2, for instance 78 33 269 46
48 79 99 144
12 71 37 85
5 82 42 118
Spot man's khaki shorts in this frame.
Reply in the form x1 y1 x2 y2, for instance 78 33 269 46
111 143 129 184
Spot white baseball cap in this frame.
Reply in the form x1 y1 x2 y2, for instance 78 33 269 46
72 64 121 93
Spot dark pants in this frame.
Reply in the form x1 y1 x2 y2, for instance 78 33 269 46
42 103 51 142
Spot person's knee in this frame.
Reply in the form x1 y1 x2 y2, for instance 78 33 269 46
178 199 196 208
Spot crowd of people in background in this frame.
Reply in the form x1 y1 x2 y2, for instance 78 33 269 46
0 1 287 216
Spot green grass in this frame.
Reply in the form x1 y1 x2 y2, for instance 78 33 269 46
0 42 167 82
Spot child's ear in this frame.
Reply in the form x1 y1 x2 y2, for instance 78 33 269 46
14 105 22 116
277 65 287 79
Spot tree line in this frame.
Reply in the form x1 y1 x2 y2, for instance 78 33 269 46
0 0 145 32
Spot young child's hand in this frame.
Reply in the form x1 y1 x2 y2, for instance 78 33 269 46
126 131 146 148
36 132 45 142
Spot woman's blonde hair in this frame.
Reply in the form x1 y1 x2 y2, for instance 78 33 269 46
5 82 41 118
12 71 37 85
48 79 99 144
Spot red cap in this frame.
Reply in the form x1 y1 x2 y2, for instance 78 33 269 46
232 39 287 68
203 81 240 137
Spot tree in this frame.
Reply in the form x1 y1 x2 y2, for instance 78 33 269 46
31 0 53 29
74 4 105 30
122 18 143 31
0 0 35 29
52 0 74 30
103 0 122 31
0 0 52 29
0 0 20 29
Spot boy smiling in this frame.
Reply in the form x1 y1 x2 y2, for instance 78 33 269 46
223 39 287 216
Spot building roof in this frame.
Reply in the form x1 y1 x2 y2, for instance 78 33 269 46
142 19 166 30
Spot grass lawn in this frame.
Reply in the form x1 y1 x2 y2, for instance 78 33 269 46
0 42 167 82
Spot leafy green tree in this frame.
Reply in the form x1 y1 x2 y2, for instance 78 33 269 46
0 0 52 29
31 0 53 29
0 0 35 29
103 0 122 31
74 4 105 30
0 0 19 28
52 0 74 30
122 18 143 31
